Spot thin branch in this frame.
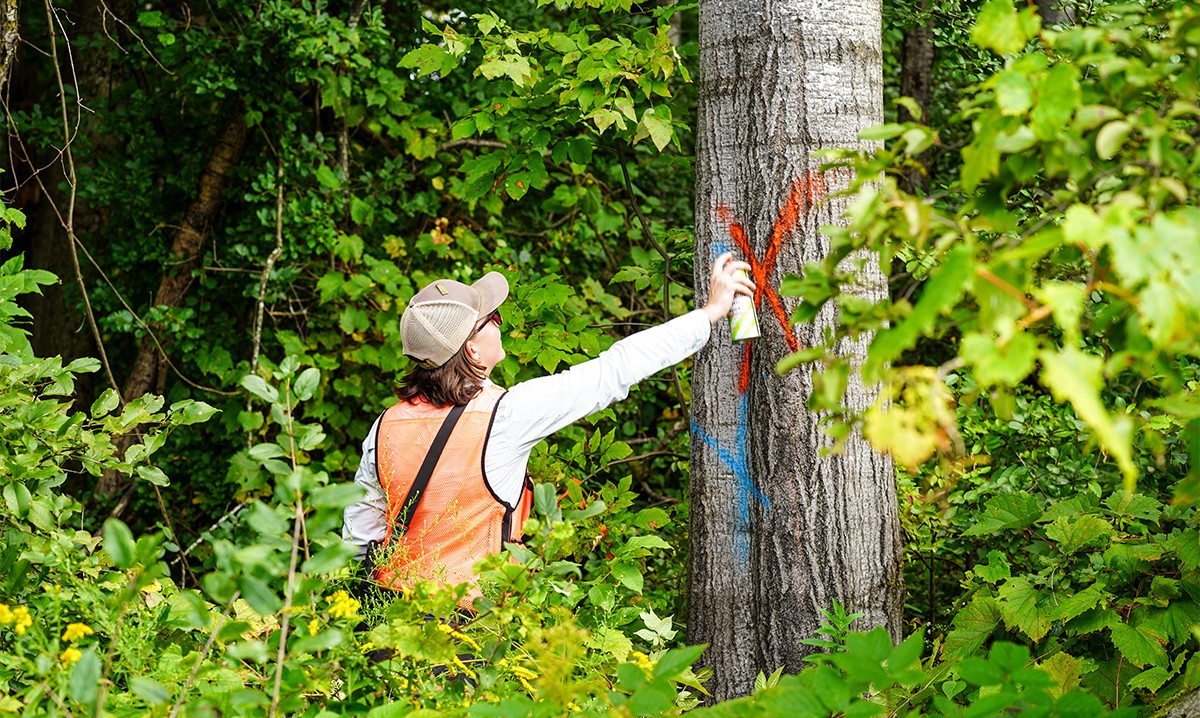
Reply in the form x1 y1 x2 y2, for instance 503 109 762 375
251 159 286 374
437 138 507 152
97 0 173 73
46 0 121 395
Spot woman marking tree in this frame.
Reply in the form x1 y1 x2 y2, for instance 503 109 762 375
342 253 755 610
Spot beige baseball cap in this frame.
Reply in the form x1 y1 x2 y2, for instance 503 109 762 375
400 272 509 368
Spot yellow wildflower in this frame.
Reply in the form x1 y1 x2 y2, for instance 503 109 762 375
308 618 321 636
324 591 360 619
12 607 31 636
59 647 82 665
0 604 12 624
436 623 482 652
509 664 538 680
62 623 95 643
449 654 477 680
517 676 535 694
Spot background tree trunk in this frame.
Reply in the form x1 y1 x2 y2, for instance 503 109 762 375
688 0 904 701
899 0 933 192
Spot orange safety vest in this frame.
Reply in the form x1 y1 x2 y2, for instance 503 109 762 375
373 385 533 609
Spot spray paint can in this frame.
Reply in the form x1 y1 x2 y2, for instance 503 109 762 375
728 270 761 342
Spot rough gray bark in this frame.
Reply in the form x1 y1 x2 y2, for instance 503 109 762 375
0 0 17 92
688 0 904 702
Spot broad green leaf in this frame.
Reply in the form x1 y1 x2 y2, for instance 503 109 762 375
103 518 136 569
302 543 356 575
1045 514 1113 554
993 71 1033 115
1109 622 1168 669
136 465 170 487
315 164 339 189
1170 530 1200 570
1041 651 1085 698
586 627 633 661
1031 65 1081 139
1040 347 1136 485
1051 583 1106 623
971 0 1041 55
611 562 643 594
293 367 320 401
654 645 707 680
637 107 673 151
91 388 120 417
858 123 906 141
240 375 279 404
130 676 171 704
864 244 973 381
944 595 1001 660
238 575 283 616
975 550 1012 584
998 576 1052 641
1096 120 1132 160
69 649 102 709
962 493 1043 536
960 331 1037 386
1127 666 1171 693
170 399 219 426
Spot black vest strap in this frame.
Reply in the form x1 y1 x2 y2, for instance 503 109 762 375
388 403 467 538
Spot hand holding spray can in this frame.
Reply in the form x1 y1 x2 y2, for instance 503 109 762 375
728 269 761 342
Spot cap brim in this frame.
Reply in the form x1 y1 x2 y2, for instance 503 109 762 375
472 272 508 319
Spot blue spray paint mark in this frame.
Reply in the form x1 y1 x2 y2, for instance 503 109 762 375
691 393 770 562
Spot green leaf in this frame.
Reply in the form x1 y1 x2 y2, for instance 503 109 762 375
858 123 906 141
91 388 120 417
944 595 1002 660
962 493 1043 536
1041 652 1085 698
302 543 356 575
638 108 673 151
975 550 1012 584
130 676 171 704
68 649 102 709
998 577 1052 641
170 399 219 426
1051 583 1106 623
654 645 707 680
1040 347 1136 485
240 375 279 404
315 164 339 189
239 575 283 616
1110 622 1168 669
1032 65 1081 139
586 627 633 661
1127 666 1171 693
611 562 644 594
1096 120 1132 160
293 367 320 402
971 0 1040 55
1045 514 1113 554
1170 530 1200 570
136 465 170 487
865 244 973 381
961 331 1038 386
103 518 136 569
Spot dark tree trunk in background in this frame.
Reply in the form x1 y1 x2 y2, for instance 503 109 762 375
900 0 933 192
688 0 904 702
98 111 247 497
1034 0 1074 28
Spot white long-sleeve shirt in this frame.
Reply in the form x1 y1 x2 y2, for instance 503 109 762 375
341 309 712 556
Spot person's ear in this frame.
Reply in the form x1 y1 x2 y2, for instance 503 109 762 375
464 338 481 362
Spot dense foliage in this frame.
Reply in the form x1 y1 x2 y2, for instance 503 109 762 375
0 0 1196 715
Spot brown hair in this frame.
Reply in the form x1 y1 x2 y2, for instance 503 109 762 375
396 342 487 407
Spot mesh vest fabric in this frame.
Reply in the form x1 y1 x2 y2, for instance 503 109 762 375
373 385 530 609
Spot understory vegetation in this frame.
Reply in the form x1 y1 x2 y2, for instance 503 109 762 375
0 0 1197 715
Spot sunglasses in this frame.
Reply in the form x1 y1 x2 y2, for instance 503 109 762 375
474 309 502 334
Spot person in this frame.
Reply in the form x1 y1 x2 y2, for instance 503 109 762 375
342 253 755 611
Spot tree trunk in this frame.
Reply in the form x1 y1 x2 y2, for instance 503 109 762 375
0 0 17 92
899 0 933 192
96 111 247 497
688 0 904 702
1034 0 1073 28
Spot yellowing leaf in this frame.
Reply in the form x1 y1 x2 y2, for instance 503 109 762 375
1040 347 1136 486
971 0 1041 55
1096 120 1132 160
